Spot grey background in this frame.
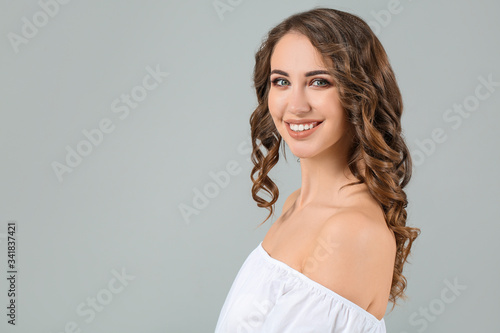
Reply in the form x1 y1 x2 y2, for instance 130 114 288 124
1 0 499 332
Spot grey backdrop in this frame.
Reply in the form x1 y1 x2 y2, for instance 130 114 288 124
1 0 499 332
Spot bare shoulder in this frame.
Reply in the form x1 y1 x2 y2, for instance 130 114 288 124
302 209 396 320
281 188 301 214
321 209 396 255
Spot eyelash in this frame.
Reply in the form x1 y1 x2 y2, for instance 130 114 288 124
270 78 332 88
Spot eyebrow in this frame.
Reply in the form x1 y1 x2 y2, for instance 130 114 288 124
270 69 332 77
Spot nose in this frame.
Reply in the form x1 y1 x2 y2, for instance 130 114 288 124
287 85 311 114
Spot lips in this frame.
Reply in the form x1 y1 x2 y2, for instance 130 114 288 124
284 119 323 139
285 119 324 125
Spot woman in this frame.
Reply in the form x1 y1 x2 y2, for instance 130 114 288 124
215 7 420 332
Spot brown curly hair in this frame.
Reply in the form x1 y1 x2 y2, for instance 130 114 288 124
249 7 420 309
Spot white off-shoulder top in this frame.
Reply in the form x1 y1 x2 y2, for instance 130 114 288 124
215 241 386 333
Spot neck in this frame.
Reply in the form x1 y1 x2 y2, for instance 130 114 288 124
295 134 363 210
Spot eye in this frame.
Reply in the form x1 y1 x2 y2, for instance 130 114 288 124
311 78 331 87
271 78 290 87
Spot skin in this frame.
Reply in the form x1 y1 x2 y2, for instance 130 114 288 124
261 31 397 320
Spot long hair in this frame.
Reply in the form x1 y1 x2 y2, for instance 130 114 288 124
249 7 420 309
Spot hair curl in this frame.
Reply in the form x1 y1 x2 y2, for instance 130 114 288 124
249 7 420 309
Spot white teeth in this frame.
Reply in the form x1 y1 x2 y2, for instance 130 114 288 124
290 122 318 132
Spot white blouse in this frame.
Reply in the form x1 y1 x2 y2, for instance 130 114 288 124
215 241 386 333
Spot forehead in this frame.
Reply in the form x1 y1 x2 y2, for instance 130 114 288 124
270 32 331 71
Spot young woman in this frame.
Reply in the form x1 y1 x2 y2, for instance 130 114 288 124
215 7 420 332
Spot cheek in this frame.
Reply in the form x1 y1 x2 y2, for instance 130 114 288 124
327 113 351 142
316 93 345 121
267 97 282 123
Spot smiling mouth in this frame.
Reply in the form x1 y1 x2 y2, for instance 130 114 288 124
286 121 323 132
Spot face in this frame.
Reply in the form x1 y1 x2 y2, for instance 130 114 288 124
268 32 352 160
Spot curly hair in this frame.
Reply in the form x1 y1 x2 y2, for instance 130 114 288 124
249 7 420 309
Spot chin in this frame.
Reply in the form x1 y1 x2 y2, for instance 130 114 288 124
289 149 316 160
289 143 336 160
